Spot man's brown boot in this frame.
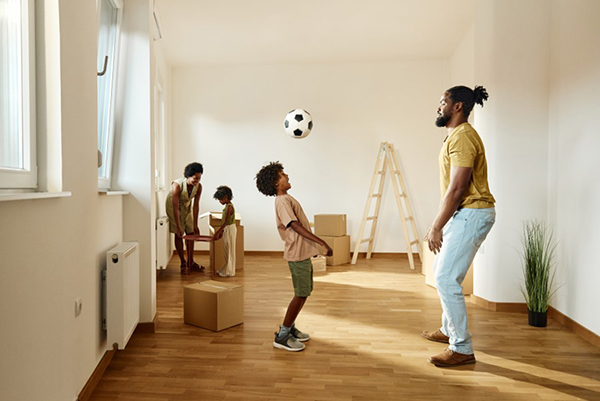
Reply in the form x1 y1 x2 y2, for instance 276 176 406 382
428 349 476 367
421 329 449 344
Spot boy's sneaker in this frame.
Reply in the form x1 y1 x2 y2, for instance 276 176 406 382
290 326 310 342
273 331 305 352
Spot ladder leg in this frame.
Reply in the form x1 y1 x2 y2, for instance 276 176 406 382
389 144 422 264
366 155 388 259
386 150 416 270
352 143 386 264
407 248 415 271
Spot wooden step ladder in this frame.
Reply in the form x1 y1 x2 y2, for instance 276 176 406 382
351 142 422 270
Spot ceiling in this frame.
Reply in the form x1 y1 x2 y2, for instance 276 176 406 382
155 0 475 66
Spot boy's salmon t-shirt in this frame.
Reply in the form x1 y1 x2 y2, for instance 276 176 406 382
275 194 318 262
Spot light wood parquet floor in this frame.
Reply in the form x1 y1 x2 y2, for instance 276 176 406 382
90 254 600 401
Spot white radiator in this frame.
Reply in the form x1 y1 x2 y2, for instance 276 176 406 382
103 242 139 350
156 216 170 270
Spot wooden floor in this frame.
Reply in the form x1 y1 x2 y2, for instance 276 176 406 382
90 254 600 401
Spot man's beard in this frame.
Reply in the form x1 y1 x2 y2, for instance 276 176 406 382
435 114 450 127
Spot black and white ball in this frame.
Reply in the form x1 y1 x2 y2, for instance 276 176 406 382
283 109 313 139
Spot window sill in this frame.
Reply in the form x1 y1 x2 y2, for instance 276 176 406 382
0 191 72 202
98 190 129 196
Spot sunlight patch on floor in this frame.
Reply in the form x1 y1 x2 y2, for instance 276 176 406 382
476 350 600 391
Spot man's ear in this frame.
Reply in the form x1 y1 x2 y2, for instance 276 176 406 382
454 102 464 113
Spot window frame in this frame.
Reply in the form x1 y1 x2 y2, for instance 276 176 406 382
0 0 37 189
96 0 123 190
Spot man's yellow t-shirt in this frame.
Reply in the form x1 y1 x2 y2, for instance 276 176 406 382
439 122 495 209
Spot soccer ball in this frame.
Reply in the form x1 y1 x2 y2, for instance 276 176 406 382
283 109 313 139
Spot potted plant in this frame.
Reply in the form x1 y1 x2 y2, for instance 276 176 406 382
519 220 559 327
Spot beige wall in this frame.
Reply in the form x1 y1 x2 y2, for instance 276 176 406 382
0 1 124 400
171 61 448 253
547 0 600 335
473 0 551 303
0 1 598 400
112 0 156 324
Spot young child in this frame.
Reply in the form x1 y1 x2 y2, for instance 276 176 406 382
212 186 236 278
255 162 333 352
165 162 204 275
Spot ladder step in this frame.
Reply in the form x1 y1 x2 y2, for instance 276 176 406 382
366 216 378 221
393 170 400 174
371 194 381 198
360 238 373 244
377 171 384 174
405 217 413 221
409 240 419 245
398 194 407 198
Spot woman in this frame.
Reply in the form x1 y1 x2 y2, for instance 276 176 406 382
165 162 203 274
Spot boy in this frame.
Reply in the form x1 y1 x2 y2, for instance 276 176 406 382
255 162 333 352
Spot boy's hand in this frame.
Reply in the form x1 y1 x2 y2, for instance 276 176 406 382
176 227 183 238
193 226 200 235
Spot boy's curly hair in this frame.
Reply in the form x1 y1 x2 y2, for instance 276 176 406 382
213 185 233 201
255 161 283 197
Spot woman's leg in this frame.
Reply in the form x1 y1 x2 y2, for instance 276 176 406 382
174 235 185 267
186 239 194 273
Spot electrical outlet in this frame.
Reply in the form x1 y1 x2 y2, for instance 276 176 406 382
75 298 82 317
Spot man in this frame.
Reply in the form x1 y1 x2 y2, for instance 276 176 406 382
422 86 496 367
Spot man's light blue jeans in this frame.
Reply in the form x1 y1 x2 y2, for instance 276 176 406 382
434 207 496 355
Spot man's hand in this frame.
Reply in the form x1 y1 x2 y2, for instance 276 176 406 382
193 226 200 235
176 227 183 238
425 226 443 254
322 243 333 257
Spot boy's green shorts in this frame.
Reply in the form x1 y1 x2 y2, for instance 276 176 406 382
288 258 313 297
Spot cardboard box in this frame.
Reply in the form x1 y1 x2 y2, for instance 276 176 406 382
206 212 242 229
209 225 244 271
184 280 243 331
317 235 351 266
422 240 473 295
311 255 327 272
314 214 347 237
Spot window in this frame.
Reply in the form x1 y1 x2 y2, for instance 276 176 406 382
97 0 122 189
0 0 36 189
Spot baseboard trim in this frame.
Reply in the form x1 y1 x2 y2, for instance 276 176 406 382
77 345 117 401
134 313 157 334
548 306 600 348
471 295 529 313
184 250 413 258
471 295 599 348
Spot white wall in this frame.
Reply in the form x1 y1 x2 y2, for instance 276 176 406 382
171 61 447 253
466 0 599 336
0 1 124 400
449 24 474 90
153 35 172 218
473 0 551 303
112 0 156 322
547 0 600 335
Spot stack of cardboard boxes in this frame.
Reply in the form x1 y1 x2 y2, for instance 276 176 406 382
314 214 350 266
